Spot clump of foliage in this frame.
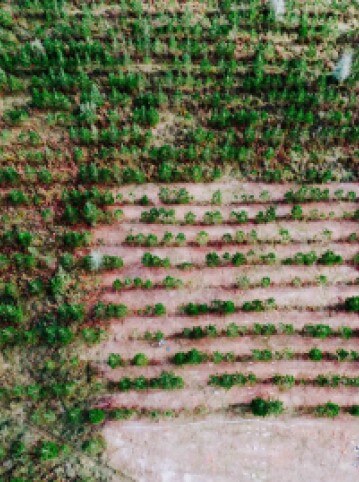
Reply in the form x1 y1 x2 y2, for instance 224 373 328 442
250 398 284 417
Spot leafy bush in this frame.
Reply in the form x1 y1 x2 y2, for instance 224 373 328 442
242 298 276 312
57 304 84 323
118 371 184 391
141 252 170 268
172 348 206 365
308 348 323 361
209 372 256 389
273 375 295 389
88 408 106 425
344 296 359 312
318 251 343 266
315 402 340 418
232 253 246 266
291 205 303 220
206 252 221 267
140 207 175 224
7 189 29 205
107 354 123 369
132 353 149 366
203 210 223 225
349 405 359 416
182 300 236 315
230 210 248 223
283 251 318 266
250 398 284 416
37 441 61 461
303 324 332 339
159 187 193 204
252 349 273 361
93 302 128 319
182 324 217 339
0 304 23 324
255 206 277 224
62 231 91 249
163 276 183 289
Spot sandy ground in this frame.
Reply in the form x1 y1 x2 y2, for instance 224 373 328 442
108 181 359 205
101 310 359 340
106 202 358 224
99 265 358 289
102 284 358 312
91 242 358 268
103 414 359 482
93 220 358 246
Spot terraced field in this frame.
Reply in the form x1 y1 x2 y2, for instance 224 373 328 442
0 0 358 481
84 182 358 412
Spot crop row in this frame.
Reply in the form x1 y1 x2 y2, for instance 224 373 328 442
92 296 359 320
124 229 358 247
105 348 359 368
139 250 358 268
143 323 357 341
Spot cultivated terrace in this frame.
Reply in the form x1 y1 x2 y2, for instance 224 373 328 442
0 0 358 481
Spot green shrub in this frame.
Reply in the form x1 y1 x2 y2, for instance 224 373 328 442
94 302 128 319
7 189 29 205
183 324 217 339
132 353 149 366
118 371 184 391
232 253 246 266
315 402 340 418
141 252 170 268
252 349 272 361
163 276 183 289
308 348 323 361
108 354 123 369
203 210 223 225
172 349 205 365
88 408 106 424
349 405 359 416
82 436 106 455
230 210 248 223
273 375 295 389
206 252 221 267
0 304 23 324
62 231 91 248
159 187 193 204
344 296 359 312
209 372 256 389
140 207 175 224
255 206 276 224
303 324 332 339
57 304 84 323
318 250 343 266
291 205 303 220
101 255 124 270
37 441 61 461
250 398 284 416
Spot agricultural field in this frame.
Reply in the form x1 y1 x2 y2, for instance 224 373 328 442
0 0 358 481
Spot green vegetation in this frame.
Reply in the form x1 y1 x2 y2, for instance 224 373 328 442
0 0 357 478
250 398 284 417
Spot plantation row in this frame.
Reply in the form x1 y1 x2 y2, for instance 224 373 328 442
99 400 359 421
103 348 359 368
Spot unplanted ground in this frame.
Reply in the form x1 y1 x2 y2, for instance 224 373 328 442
103 414 359 482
